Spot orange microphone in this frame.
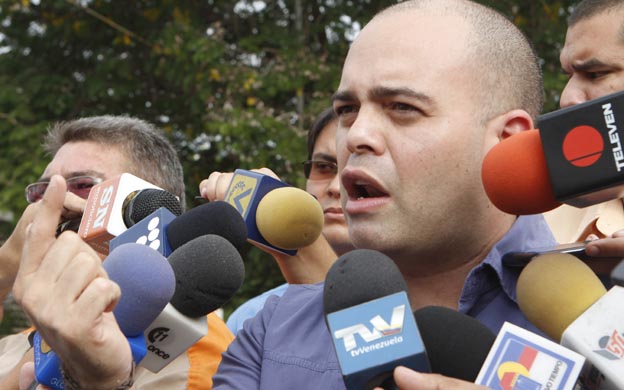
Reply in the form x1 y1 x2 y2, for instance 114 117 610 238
482 90 624 215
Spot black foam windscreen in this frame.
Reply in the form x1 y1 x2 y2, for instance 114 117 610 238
166 201 248 252
413 306 495 382
168 234 245 317
323 249 408 315
123 188 183 227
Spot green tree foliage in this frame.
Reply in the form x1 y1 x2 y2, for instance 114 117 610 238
0 0 578 331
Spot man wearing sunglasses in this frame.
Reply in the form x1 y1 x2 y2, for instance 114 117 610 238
0 115 232 390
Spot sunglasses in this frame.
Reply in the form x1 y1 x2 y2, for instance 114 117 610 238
303 160 338 181
25 175 103 203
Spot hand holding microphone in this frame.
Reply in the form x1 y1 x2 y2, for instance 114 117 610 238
223 169 323 254
378 306 582 390
200 169 335 284
13 175 135 390
28 242 177 389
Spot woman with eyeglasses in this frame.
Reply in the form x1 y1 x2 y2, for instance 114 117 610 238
200 107 355 334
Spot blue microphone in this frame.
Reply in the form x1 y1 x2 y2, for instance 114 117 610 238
109 207 177 256
33 243 175 389
323 249 430 390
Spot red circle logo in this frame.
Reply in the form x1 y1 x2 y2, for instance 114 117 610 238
562 125 604 167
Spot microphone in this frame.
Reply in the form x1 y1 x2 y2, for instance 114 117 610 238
482 90 624 215
517 253 624 389
475 321 585 390
413 306 495 381
33 243 176 389
166 201 248 252
122 187 182 227
78 173 182 254
224 169 323 255
109 200 248 258
140 234 245 372
323 249 430 390
414 306 584 388
109 207 178 257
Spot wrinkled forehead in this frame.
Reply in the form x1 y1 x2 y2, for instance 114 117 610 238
42 141 131 181
338 11 475 96
564 11 624 55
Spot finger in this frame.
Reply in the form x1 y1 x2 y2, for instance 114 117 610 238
74 276 121 319
585 236 624 258
612 229 624 238
18 362 35 390
393 367 489 390
251 167 280 180
30 233 93 292
61 191 87 220
200 171 223 201
52 249 103 307
20 175 67 277
214 172 234 201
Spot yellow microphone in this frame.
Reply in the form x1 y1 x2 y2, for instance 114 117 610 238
517 253 624 389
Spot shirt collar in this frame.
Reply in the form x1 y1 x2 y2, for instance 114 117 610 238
460 214 557 307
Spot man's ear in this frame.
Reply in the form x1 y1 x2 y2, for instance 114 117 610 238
497 109 534 140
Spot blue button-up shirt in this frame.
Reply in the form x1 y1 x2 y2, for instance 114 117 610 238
214 215 557 390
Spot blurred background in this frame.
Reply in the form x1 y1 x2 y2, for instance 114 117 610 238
0 0 576 336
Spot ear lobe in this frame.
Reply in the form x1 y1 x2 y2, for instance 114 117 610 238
499 110 534 140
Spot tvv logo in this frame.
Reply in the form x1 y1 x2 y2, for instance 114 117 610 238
334 304 406 352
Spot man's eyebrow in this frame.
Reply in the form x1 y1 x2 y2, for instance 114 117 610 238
312 153 337 162
571 58 612 72
331 90 356 103
369 86 433 105
38 169 105 182
331 87 433 105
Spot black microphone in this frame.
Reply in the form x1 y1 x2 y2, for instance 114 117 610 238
122 188 182 227
139 234 245 372
166 201 248 252
413 307 584 389
323 249 430 390
413 306 495 382
108 200 248 373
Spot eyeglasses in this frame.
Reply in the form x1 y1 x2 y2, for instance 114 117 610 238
303 160 338 181
25 176 103 203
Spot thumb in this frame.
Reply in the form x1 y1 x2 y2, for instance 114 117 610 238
18 362 36 390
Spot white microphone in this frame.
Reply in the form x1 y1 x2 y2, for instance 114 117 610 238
517 253 624 389
78 173 181 254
